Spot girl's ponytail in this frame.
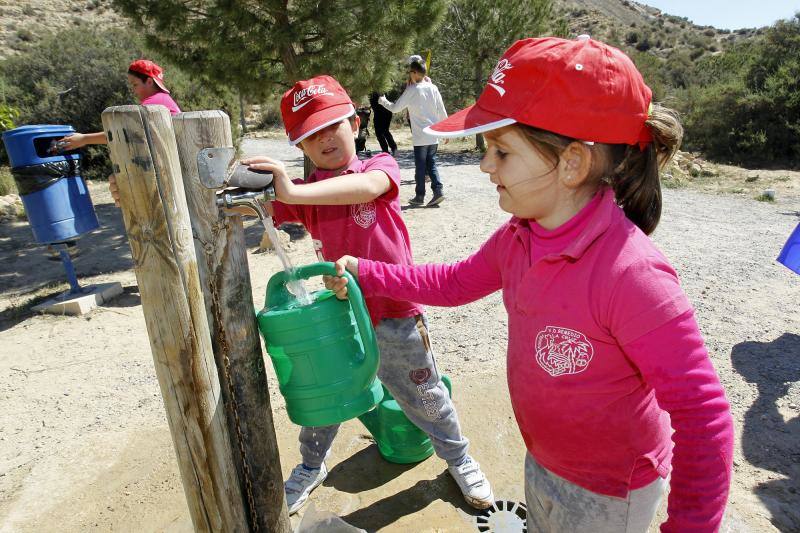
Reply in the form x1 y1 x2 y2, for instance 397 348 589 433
606 104 683 235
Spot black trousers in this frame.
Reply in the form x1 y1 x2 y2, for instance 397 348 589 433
374 120 397 153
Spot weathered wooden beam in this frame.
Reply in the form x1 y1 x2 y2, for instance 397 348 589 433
101 105 249 532
172 110 291 533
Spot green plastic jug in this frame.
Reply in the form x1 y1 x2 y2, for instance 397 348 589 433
256 262 383 427
359 375 452 464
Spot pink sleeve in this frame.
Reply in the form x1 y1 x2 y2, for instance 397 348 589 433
607 256 693 345
363 152 400 201
358 225 506 306
270 199 303 226
624 311 734 532
270 179 308 226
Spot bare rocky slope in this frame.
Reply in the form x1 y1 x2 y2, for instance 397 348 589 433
0 0 762 62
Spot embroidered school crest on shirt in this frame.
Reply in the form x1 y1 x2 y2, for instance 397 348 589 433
351 201 376 228
534 326 594 377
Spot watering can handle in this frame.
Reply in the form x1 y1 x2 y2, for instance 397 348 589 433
264 262 379 365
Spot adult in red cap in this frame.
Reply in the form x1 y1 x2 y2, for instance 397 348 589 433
59 59 181 153
330 36 733 533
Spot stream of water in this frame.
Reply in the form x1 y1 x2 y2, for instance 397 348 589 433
261 218 314 306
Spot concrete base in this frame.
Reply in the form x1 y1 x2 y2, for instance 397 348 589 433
33 282 124 316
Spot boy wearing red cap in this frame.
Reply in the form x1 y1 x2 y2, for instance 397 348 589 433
59 59 181 151
328 36 734 532
242 75 493 515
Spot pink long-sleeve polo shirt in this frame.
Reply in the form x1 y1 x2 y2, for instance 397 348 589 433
271 153 423 325
357 187 734 531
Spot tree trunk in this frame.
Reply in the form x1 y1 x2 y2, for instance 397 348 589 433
474 58 487 151
239 93 247 134
476 133 486 152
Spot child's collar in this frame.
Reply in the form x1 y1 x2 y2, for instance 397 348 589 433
310 154 360 178
509 187 617 261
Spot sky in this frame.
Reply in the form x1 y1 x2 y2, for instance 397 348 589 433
642 1 798 29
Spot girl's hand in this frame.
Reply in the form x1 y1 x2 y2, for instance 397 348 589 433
108 174 120 207
59 133 86 150
241 156 293 201
325 256 359 300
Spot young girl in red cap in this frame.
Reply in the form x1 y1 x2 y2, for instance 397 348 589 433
328 36 734 532
242 75 494 515
61 60 181 206
59 59 181 151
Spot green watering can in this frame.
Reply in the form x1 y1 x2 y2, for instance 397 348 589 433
257 262 383 427
359 375 452 464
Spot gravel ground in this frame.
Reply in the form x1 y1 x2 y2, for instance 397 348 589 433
0 136 798 532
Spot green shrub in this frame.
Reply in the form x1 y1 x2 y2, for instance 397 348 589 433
0 102 20 165
16 28 34 42
0 166 16 196
755 192 775 202
0 28 240 181
680 15 800 166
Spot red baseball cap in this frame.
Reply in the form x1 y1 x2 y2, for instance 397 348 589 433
281 75 355 146
128 59 170 93
425 36 653 148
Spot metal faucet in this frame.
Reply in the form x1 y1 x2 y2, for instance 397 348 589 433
195 148 276 221
216 186 275 221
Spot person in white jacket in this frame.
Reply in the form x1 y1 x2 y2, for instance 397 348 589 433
379 59 448 206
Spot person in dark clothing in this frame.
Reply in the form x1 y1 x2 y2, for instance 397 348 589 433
370 91 397 156
355 106 372 153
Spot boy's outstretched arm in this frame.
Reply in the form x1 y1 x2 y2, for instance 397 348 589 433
59 132 108 150
243 156 391 205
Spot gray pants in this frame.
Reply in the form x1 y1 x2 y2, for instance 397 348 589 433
525 453 667 533
299 315 469 468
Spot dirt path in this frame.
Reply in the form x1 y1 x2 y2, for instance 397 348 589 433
0 136 798 532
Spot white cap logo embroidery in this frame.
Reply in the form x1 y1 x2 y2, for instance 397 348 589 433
487 59 513 96
292 85 332 112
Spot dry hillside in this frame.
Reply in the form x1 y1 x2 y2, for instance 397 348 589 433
561 0 760 58
0 0 765 62
0 0 124 60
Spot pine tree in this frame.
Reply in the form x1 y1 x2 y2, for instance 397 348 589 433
111 0 446 101
427 0 554 149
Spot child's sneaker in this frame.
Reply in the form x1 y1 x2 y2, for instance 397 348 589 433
448 455 494 509
284 463 328 514
408 195 425 206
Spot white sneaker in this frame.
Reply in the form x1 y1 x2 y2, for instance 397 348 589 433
284 463 328 515
448 456 494 509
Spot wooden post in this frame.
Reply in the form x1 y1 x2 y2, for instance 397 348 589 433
172 111 291 533
101 105 249 532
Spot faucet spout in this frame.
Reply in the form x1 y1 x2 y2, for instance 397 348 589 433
217 186 275 221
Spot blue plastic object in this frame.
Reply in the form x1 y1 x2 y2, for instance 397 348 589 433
2 125 99 244
777 222 800 275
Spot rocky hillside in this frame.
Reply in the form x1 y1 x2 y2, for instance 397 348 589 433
560 0 760 60
0 0 124 60
1 0 767 63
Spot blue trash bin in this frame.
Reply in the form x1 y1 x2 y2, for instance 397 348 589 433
777 222 800 275
2 124 99 244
